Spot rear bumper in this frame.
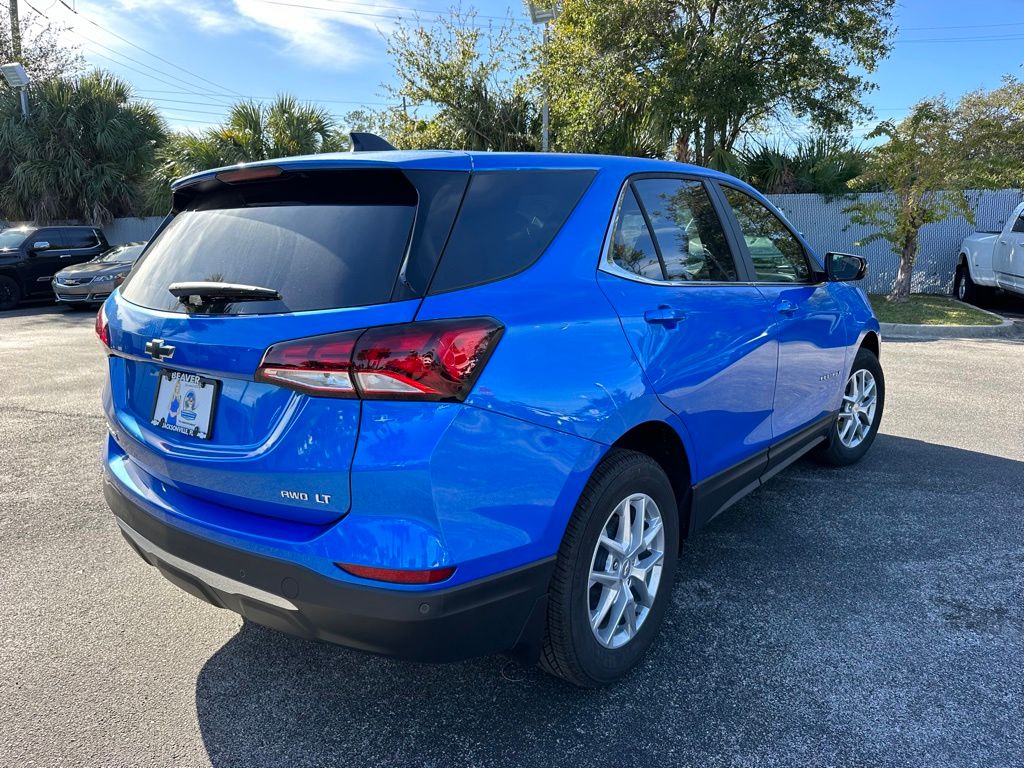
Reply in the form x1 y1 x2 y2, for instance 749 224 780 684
103 477 554 662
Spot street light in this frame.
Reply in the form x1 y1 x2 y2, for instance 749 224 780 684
524 2 559 151
1 62 30 119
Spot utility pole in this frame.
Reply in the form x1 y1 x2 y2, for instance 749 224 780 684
8 0 21 59
525 2 559 152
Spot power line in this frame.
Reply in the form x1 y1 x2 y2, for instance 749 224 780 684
900 20 1024 31
132 88 399 107
290 0 512 21
71 34 236 105
895 32 1024 43
76 47 242 102
253 0 528 27
41 0 248 98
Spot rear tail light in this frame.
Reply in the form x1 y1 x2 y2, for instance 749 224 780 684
255 318 503 401
337 562 456 585
95 304 110 348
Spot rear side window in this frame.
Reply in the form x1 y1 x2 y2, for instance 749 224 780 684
610 187 663 280
1012 214 1024 234
120 170 417 315
65 229 100 249
428 170 596 294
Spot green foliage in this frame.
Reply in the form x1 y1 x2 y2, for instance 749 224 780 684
948 75 1024 189
846 101 973 302
541 0 895 164
0 71 166 224
377 11 540 151
154 95 344 184
713 136 867 195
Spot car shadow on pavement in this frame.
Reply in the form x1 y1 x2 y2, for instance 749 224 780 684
2 302 96 321
194 434 1024 768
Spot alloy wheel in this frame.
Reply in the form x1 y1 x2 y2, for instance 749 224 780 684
587 493 666 649
837 368 878 448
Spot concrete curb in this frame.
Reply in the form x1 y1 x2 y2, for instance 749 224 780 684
880 317 1022 340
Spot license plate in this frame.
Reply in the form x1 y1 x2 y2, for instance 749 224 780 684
151 369 219 440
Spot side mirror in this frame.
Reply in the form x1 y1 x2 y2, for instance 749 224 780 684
31 241 50 252
825 252 868 282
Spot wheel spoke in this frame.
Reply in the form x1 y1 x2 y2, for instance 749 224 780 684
641 519 663 549
618 501 633 552
632 549 664 581
589 569 619 589
590 584 618 630
630 497 645 552
623 597 638 637
599 533 627 557
598 589 631 645
630 572 655 607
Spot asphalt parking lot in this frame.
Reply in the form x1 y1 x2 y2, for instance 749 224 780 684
1 305 1022 768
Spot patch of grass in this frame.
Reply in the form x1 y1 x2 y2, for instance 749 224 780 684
868 294 1002 326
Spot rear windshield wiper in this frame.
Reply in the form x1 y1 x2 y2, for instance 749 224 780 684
168 281 281 305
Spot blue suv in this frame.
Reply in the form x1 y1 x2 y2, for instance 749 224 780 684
99 148 883 687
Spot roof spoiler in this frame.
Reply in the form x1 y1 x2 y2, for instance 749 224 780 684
349 132 397 152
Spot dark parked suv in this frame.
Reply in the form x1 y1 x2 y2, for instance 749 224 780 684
0 225 109 310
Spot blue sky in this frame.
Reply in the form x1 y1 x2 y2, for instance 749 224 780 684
31 0 1023 142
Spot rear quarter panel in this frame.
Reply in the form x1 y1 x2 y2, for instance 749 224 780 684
961 232 999 284
415 166 684 451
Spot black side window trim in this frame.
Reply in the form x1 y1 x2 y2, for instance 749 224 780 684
714 181 823 285
600 172 753 285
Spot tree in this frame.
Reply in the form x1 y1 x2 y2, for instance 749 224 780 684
152 94 349 199
948 75 1024 189
0 70 166 224
0 5 82 84
378 11 540 151
727 136 867 195
541 0 896 163
846 101 972 303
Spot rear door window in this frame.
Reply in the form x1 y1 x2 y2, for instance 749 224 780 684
428 170 596 293
120 169 418 315
65 229 100 249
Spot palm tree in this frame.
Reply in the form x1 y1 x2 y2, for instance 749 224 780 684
0 70 166 223
155 95 347 187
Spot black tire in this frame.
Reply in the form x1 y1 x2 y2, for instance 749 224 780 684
0 275 21 311
540 448 679 687
954 262 979 304
818 348 885 467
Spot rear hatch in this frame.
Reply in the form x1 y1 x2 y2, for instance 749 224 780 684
106 162 469 525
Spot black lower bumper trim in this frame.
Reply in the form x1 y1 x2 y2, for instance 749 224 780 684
104 479 555 662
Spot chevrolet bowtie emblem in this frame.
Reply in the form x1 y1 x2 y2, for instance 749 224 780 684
145 339 175 362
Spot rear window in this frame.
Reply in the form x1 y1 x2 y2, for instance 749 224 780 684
428 170 596 294
120 169 417 315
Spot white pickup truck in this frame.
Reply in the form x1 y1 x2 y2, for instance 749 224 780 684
956 201 1024 302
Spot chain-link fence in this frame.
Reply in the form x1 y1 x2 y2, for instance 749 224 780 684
768 189 1024 294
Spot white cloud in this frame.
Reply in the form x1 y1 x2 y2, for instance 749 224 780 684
66 0 420 72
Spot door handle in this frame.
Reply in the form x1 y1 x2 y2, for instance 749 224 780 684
775 299 798 316
644 305 686 327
